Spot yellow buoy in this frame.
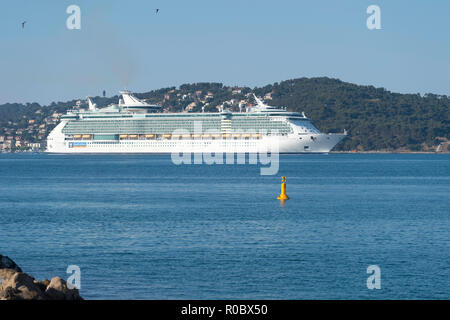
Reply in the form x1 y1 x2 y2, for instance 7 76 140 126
277 176 290 200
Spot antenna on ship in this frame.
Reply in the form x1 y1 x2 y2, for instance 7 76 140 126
87 97 97 111
253 94 266 108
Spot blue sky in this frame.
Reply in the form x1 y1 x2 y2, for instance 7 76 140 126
1 0 450 104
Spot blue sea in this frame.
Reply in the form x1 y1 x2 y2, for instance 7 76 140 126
0 153 449 299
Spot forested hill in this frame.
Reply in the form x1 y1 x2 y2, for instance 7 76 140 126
0 77 449 152
255 78 450 151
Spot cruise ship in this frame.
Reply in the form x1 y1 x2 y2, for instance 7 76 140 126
46 91 346 153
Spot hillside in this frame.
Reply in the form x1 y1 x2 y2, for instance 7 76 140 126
1 77 449 152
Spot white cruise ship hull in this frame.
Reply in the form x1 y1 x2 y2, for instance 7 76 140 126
47 123 345 154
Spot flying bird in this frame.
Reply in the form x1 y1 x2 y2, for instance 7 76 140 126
21 21 26 29
155 9 159 14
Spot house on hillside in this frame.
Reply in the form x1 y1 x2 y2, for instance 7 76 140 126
264 92 273 100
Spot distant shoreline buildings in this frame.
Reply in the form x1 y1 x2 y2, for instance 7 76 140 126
0 111 63 152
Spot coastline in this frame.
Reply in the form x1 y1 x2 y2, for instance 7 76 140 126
1 150 449 154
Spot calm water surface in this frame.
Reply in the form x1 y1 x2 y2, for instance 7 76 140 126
0 153 449 299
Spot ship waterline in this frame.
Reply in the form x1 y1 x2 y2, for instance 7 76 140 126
46 91 346 154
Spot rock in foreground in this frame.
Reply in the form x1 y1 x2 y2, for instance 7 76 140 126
0 256 82 300
0 255 22 273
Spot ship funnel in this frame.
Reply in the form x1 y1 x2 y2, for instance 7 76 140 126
118 90 161 112
120 90 148 107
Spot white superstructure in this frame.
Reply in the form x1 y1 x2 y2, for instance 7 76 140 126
46 91 346 154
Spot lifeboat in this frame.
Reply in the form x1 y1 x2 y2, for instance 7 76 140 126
82 134 91 139
163 134 172 139
129 134 138 139
145 134 155 139
172 134 181 139
119 134 128 139
252 134 262 138
232 134 240 138
222 133 231 138
192 134 201 138
73 134 82 139
182 134 192 139
202 134 210 138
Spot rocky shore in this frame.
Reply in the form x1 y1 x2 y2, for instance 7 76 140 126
0 255 82 300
